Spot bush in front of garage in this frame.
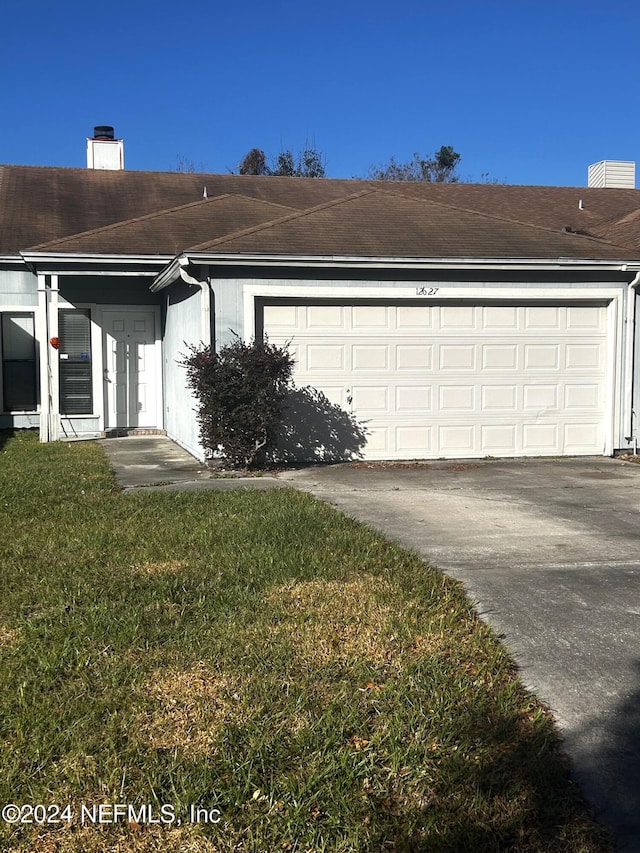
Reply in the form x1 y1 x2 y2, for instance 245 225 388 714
184 336 294 468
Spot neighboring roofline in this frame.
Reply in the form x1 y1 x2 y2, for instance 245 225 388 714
151 252 640 291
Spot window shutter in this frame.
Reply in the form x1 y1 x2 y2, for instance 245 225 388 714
59 310 93 415
2 313 37 411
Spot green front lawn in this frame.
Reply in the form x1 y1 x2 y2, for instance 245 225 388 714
0 432 609 851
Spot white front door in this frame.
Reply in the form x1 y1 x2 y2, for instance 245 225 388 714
102 310 158 429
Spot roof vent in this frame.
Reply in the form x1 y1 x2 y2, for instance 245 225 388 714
87 125 124 170
93 125 114 140
587 160 635 189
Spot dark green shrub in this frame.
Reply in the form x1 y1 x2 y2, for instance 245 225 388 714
184 336 294 468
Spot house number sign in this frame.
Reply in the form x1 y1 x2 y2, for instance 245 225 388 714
416 286 439 296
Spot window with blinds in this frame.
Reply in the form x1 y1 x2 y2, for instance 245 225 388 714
59 309 93 415
1 313 37 412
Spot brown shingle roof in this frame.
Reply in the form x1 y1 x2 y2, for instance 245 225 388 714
593 207 640 250
378 181 640 244
190 186 634 260
2 163 640 261
32 194 297 254
0 165 358 253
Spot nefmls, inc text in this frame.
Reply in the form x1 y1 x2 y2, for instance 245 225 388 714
1 802 222 826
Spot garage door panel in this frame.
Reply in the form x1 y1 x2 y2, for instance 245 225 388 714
481 424 517 452
397 306 433 328
524 345 560 370
564 384 600 409
564 423 602 452
439 424 475 453
439 385 475 412
439 345 476 370
396 386 432 411
306 305 345 328
482 385 517 409
567 306 606 329
525 306 562 328
483 306 519 328
523 423 560 452
523 385 558 410
352 386 388 411
396 345 433 370
396 426 432 452
352 305 389 327
352 345 388 370
366 426 389 453
262 301 607 460
440 305 476 329
483 345 518 369
263 304 299 328
565 344 602 370
306 344 345 371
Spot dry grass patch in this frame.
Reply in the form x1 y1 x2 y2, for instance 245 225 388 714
0 625 20 647
265 575 454 671
131 560 189 575
6 822 219 853
54 752 99 781
266 575 401 667
142 600 184 620
137 662 245 757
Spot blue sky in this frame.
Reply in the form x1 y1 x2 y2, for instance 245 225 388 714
2 0 639 187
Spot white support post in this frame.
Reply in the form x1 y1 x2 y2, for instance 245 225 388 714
48 275 60 440
36 275 50 442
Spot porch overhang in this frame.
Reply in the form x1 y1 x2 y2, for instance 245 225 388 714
20 251 172 276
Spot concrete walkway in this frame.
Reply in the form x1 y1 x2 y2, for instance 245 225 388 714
98 435 284 491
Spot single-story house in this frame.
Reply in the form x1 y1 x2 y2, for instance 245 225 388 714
2 128 640 461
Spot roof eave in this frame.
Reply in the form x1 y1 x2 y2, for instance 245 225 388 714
20 251 173 275
151 251 640 291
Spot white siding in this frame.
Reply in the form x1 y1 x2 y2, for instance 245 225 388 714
587 160 635 189
163 282 206 459
0 269 38 306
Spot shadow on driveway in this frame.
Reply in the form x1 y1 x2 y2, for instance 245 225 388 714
564 660 640 849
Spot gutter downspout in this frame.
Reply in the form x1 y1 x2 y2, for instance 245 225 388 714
179 261 212 348
624 269 640 452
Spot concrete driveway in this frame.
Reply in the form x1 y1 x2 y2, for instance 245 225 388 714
279 457 640 851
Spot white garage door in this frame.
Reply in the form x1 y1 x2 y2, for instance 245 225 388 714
262 301 609 460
